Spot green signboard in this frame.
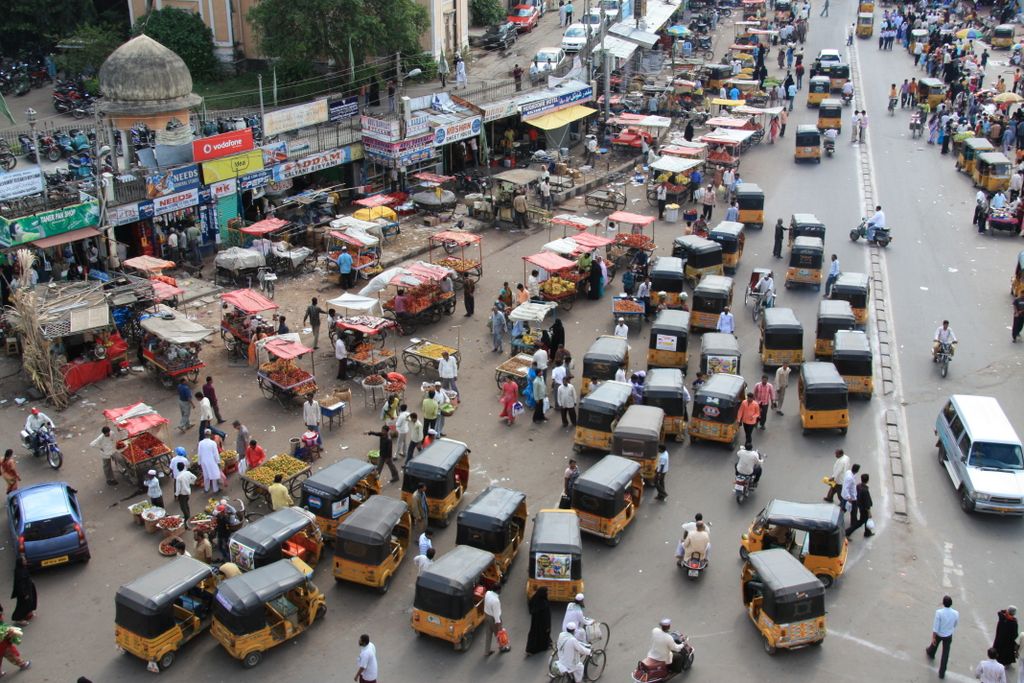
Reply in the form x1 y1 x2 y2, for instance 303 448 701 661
0 200 100 248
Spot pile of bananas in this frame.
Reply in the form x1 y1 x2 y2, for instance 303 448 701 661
246 454 306 485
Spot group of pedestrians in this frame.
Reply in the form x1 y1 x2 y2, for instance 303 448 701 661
925 598 1022 682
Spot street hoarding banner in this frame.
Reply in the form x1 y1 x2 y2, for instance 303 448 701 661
0 199 100 248
0 167 44 201
192 129 255 162
145 164 200 199
263 99 329 136
202 151 265 184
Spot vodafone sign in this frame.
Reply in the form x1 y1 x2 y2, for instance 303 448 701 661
192 129 255 162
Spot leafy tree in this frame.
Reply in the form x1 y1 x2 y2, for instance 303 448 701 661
4 0 98 58
54 24 122 78
470 0 505 27
133 7 220 81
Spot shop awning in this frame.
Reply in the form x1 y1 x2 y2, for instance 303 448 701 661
608 114 672 128
430 230 480 246
262 337 312 360
103 403 169 436
650 156 702 174
599 35 639 61
493 169 543 186
240 217 289 236
123 255 175 272
508 301 558 323
221 288 279 314
325 292 383 316
150 279 185 301
608 211 655 226
552 214 603 231
572 232 614 249
526 105 598 131
524 251 576 272
354 192 404 208
69 304 110 334
29 226 101 249
140 305 213 343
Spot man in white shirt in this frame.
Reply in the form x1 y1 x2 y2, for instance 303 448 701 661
841 463 861 515
302 395 321 432
716 306 735 334
614 317 629 337
932 320 958 361
355 634 378 683
825 254 841 297
534 346 549 381
528 269 541 298
413 547 435 575
418 529 434 556
556 623 591 682
774 363 791 415
483 586 506 654
196 391 216 440
394 405 411 458
173 461 197 519
90 426 120 486
335 335 349 380
866 205 886 242
614 367 627 383
825 448 850 502
562 594 593 643
647 619 685 670
975 648 1006 683
557 377 578 428
24 407 55 454
551 361 568 407
654 445 670 500
168 446 190 479
756 272 775 307
197 430 222 493
437 351 459 394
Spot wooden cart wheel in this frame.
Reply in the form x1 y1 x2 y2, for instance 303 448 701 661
560 297 575 312
258 378 275 400
494 372 506 391
404 353 424 375
276 390 291 408
241 479 260 502
186 368 200 383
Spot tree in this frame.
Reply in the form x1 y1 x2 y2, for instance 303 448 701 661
133 8 220 81
248 0 429 74
470 0 505 27
55 24 122 79
4 0 98 58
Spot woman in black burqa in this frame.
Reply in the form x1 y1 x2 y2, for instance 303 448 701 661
11 556 36 625
525 586 552 655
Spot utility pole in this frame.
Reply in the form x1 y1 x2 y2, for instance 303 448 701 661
396 52 403 91
603 51 611 119
258 74 265 123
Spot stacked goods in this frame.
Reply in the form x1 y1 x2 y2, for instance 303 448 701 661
351 344 395 364
613 298 645 313
259 358 313 388
540 276 577 298
245 454 307 485
118 432 170 464
363 374 386 386
353 254 376 268
409 342 452 359
615 233 655 250
437 257 480 272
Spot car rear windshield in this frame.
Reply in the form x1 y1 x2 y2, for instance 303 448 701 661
969 443 1024 470
23 515 76 542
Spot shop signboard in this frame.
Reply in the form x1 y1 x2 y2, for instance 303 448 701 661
153 188 200 216
201 150 265 184
239 170 272 191
362 133 434 158
145 164 200 198
209 178 238 199
108 200 155 227
407 114 431 138
263 99 329 136
192 129 255 162
433 116 482 145
520 85 594 119
0 167 44 201
0 199 100 248
360 115 401 142
328 96 360 122
261 141 288 166
273 146 354 182
482 99 519 123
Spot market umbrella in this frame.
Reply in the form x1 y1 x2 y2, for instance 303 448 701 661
667 25 691 37
993 92 1023 103
955 28 983 40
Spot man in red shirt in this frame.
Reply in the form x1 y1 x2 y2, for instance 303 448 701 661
245 439 267 471
752 375 777 430
737 392 761 446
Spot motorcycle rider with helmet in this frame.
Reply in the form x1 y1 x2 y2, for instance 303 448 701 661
24 407 55 455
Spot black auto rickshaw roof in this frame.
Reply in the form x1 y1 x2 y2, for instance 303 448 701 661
795 124 821 136
302 458 376 499
735 183 763 198
613 405 665 440
403 438 469 481
651 309 690 334
920 77 944 88
531 509 583 554
833 330 871 357
710 220 744 239
800 361 847 391
762 307 802 332
792 236 824 252
457 486 527 534
644 368 685 395
673 235 721 255
826 63 849 76
417 545 495 596
833 271 869 292
791 213 824 228
818 299 855 321
761 499 843 531
701 331 740 356
574 455 641 501
694 274 733 296
585 335 629 363
579 380 633 413
696 372 746 401
704 63 733 75
216 558 311 615
230 507 316 555
651 256 685 278
809 75 831 85
115 556 215 616
336 495 408 545
747 548 825 598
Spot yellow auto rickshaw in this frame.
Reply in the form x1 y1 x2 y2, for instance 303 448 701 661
301 458 381 539
742 548 827 654
958 137 994 176
709 220 746 273
612 405 665 482
814 299 855 358
759 307 804 367
826 63 850 92
789 213 826 246
527 509 584 601
332 495 412 593
581 335 630 396
690 274 735 332
572 454 643 546
798 361 849 434
857 0 873 13
807 76 831 106
401 438 471 527
703 64 734 90
794 125 821 163
228 507 325 571
647 309 690 371
643 368 689 439
689 372 746 446
735 183 765 230
908 28 928 53
993 24 1016 49
701 332 742 375
1012 250 1024 297
456 486 528 580
919 77 946 108
650 256 687 309
856 12 874 38
817 99 842 133
829 272 870 325
573 380 633 453
739 498 849 587
785 236 824 290
210 557 326 668
973 151 1012 192
672 235 725 285
832 330 872 398
411 545 500 650
115 556 218 671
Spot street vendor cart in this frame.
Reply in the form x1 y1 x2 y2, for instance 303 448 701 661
700 130 751 174
351 196 404 241
238 217 315 276
647 156 702 207
104 403 173 485
402 338 461 376
220 289 278 359
487 169 543 229
495 353 535 390
329 315 398 351
612 295 646 327
214 248 266 287
508 301 559 355
585 187 627 211
139 305 213 386
429 231 483 285
524 251 582 311
551 214 604 238
322 228 381 283
255 336 318 406
361 262 458 335
239 454 312 505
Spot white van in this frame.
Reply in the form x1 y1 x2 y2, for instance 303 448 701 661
935 395 1024 515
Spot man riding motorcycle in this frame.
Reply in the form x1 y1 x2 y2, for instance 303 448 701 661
866 205 886 242
24 407 55 454
841 80 854 104
682 521 710 565
932 320 958 361
677 513 710 565
823 127 838 153
556 622 591 683
563 594 593 643
736 444 764 487
647 618 687 673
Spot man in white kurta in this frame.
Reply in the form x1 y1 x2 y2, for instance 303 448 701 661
197 430 222 493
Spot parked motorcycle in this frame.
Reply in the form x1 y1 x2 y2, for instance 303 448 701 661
20 425 63 470
849 218 892 247
631 632 695 682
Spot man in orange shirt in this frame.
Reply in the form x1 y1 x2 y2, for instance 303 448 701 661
737 392 761 447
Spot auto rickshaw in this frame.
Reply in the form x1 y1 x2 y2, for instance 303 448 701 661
709 221 746 273
908 28 928 53
689 372 746 445
794 125 821 163
672 235 724 284
742 548 827 654
572 454 643 546
581 335 630 396
612 405 666 482
115 556 218 671
700 332 742 376
401 438 471 526
703 64 734 90
798 361 849 434
919 77 946 108
831 330 872 398
647 309 690 371
857 0 873 13
210 557 325 668
856 12 874 38
643 368 689 439
785 236 824 290
829 272 870 325
456 486 528 580
301 458 381 539
332 495 412 593
957 137 994 176
814 299 855 359
735 183 765 230
228 507 325 571
774 0 793 21
973 151 1012 192
789 213 826 246
650 256 687 309
807 76 831 106
816 99 842 133
411 545 500 650
690 274 735 332
759 307 804 368
573 380 633 453
1012 250 1024 297
739 499 849 586
527 509 584 601
993 24 1016 49
826 63 850 92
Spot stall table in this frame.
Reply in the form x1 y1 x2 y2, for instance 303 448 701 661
429 231 483 285
255 337 317 407
495 353 536 390
585 189 627 211
402 339 460 376
104 403 172 484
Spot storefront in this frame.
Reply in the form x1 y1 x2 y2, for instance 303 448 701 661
416 93 484 175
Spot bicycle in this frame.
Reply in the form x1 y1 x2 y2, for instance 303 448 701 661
256 266 277 299
548 621 610 682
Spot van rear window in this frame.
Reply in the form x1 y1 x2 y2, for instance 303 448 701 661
23 515 76 541
969 443 1024 470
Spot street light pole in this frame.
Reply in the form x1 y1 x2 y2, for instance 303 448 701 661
25 108 45 199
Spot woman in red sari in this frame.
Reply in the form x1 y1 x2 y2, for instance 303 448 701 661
498 378 520 426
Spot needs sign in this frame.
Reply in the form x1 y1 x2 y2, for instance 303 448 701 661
192 129 255 162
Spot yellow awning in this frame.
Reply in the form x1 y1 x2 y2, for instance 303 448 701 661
526 105 598 131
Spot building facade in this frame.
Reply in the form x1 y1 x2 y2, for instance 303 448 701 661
125 0 263 62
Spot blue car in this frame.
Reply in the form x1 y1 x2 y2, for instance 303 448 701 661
8 482 90 570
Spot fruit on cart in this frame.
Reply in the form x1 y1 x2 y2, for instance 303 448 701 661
615 233 655 249
246 454 306 485
411 342 450 359
613 298 645 313
363 374 386 386
351 346 395 363
437 257 480 272
156 515 184 530
540 277 577 297
118 431 171 464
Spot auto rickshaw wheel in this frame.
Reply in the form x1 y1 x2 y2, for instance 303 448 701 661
378 574 392 594
739 546 750 561
437 514 451 528
573 444 583 453
158 651 176 670
763 636 777 655
605 532 622 547
815 573 834 588
839 427 847 435
316 604 327 619
456 630 474 651
242 651 263 668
